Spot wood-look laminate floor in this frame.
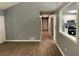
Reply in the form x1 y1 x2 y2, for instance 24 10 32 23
0 31 62 56
42 31 53 39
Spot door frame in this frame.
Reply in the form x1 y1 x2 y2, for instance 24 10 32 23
40 15 49 40
49 14 56 40
53 14 56 40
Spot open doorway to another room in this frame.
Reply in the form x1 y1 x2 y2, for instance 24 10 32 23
40 11 55 40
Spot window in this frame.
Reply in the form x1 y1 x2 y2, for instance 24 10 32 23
59 3 78 43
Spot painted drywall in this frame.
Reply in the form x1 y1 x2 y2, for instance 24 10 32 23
0 2 20 10
0 10 6 43
5 2 63 40
5 3 42 40
0 10 4 16
56 2 79 56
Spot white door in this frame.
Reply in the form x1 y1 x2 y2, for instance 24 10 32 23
0 16 6 43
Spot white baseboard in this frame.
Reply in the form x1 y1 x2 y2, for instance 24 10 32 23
0 41 4 44
6 40 41 42
0 40 5 44
55 42 65 56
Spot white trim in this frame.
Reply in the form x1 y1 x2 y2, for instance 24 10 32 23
76 2 78 44
53 15 56 40
0 41 5 44
55 41 65 56
40 15 42 41
48 16 51 33
40 15 43 41
4 16 6 42
61 2 73 11
49 14 56 40
6 40 41 42
40 15 49 18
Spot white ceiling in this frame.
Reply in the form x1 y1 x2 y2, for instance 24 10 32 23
0 2 20 10
0 2 63 10
38 2 63 11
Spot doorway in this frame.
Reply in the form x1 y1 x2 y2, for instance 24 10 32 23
40 15 53 40
42 17 49 31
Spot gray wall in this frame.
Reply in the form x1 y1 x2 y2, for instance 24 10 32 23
5 3 41 40
56 2 79 56
0 10 4 16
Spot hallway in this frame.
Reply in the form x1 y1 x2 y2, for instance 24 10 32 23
0 31 62 56
42 31 53 40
